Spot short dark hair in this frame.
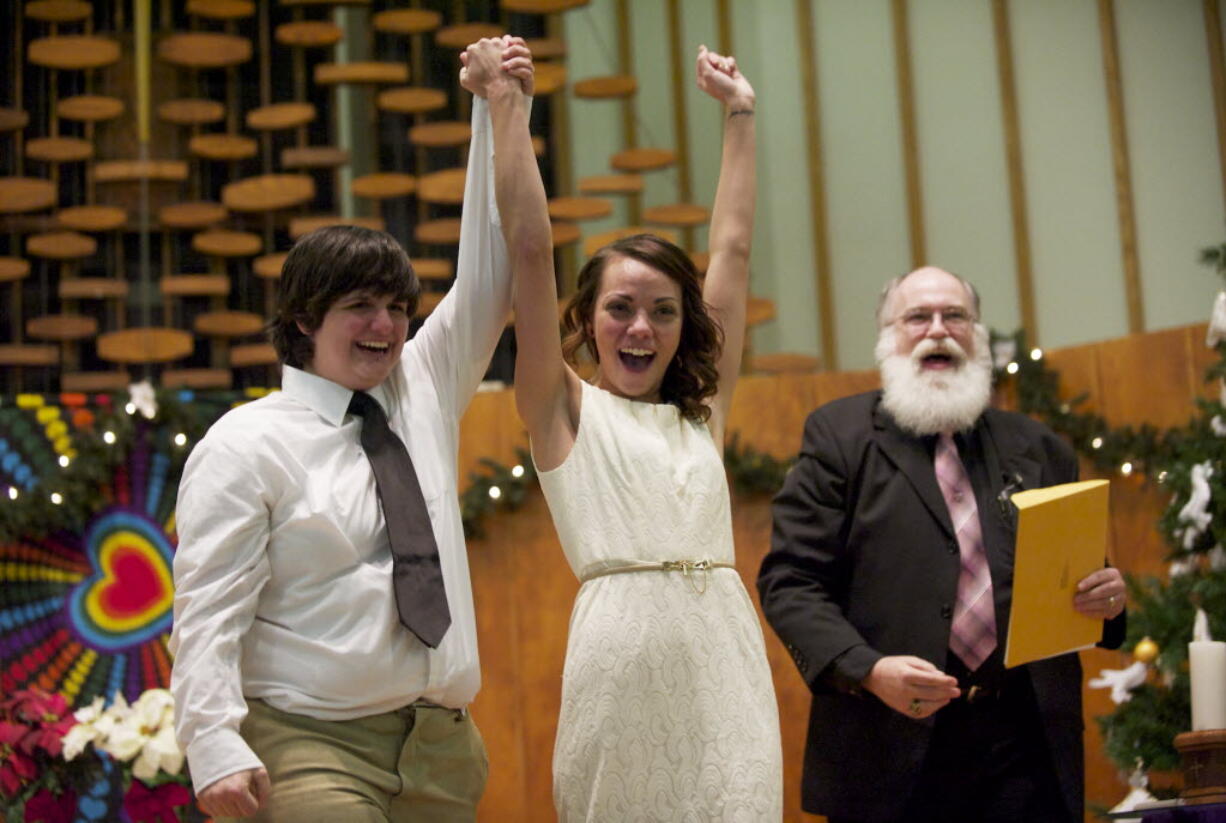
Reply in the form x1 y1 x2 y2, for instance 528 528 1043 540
561 233 722 424
269 226 420 368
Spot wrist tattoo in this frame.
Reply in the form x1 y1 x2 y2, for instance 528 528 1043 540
728 108 755 119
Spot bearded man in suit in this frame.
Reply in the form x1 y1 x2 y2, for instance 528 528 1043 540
758 266 1126 823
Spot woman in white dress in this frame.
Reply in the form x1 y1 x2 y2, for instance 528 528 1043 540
465 38 781 821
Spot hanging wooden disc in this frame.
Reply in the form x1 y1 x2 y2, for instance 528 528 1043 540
94 159 188 182
157 32 252 68
97 328 193 363
414 218 461 245
314 62 408 85
26 136 94 163
246 102 316 131
0 177 57 213
27 231 96 259
434 23 505 49
746 296 776 327
24 1 92 23
573 75 637 99
281 0 371 5
158 98 225 126
28 36 120 70
548 196 612 222
578 174 644 195
643 203 710 227
57 205 127 232
533 63 567 96
0 108 28 133
162 368 233 389
190 133 258 161
413 258 452 281
27 314 98 341
159 201 227 229
61 371 131 392
611 147 675 172
57 95 125 122
418 168 466 205
288 215 385 240
222 173 315 212
0 344 58 366
281 145 350 169
59 278 128 299
275 20 343 48
194 310 264 337
408 121 471 148
524 37 567 59
582 226 677 258
186 0 254 20
254 252 287 279
551 222 581 246
0 257 30 282
160 274 230 297
502 0 589 11
231 342 277 367
351 172 417 200
192 229 262 257
377 87 447 115
749 353 821 374
373 8 442 35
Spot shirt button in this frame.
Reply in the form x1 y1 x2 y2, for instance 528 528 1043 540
941 604 953 619
947 541 958 555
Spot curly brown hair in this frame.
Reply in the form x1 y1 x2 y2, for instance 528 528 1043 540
561 234 723 423
269 225 420 369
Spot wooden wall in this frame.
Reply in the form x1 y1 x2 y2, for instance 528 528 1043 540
458 322 1214 822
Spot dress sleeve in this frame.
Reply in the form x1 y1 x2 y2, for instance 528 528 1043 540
408 95 532 419
169 433 274 793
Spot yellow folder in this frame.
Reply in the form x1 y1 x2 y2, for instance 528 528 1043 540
1003 479 1110 669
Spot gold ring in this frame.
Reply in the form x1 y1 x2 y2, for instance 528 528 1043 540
908 698 922 717
1109 595 1117 607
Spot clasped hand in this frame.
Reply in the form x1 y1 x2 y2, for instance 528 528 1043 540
460 36 534 98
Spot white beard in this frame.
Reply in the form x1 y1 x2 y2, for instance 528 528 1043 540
876 324 993 436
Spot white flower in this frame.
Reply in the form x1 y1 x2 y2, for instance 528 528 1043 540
132 725 184 780
127 380 158 419
133 688 175 732
1208 291 1226 347
101 716 147 762
61 722 99 761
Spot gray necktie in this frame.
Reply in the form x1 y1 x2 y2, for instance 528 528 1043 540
348 391 451 648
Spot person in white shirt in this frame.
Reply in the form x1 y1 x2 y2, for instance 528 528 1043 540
168 40 534 822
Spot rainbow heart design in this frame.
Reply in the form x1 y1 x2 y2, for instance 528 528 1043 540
68 508 175 652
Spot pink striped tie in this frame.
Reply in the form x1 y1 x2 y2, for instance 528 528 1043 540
935 432 997 671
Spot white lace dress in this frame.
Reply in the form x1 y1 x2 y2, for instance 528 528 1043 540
537 382 782 822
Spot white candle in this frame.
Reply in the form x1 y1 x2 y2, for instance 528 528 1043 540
1190 609 1226 731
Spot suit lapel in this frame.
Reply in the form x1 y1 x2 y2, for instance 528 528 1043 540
872 402 955 539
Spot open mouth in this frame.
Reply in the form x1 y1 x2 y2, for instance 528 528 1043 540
356 341 391 355
920 352 956 370
619 347 655 372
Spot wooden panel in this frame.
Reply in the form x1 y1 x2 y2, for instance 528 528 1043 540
502 0 589 11
254 253 287 280
161 275 230 297
162 367 234 389
351 172 417 200
96 328 192 364
186 0 253 20
547 196 612 222
1095 326 1198 429
231 342 277 367
642 203 709 227
572 75 637 99
0 109 28 133
60 370 131 392
281 146 350 169
610 147 675 172
577 174 643 195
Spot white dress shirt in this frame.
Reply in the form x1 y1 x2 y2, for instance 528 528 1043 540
169 97 515 795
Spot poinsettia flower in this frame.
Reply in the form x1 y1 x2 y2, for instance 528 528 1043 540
0 743 37 798
23 787 77 823
19 715 75 758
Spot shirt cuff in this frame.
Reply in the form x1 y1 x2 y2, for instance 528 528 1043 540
185 726 264 795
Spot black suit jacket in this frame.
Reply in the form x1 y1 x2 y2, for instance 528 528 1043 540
758 391 1124 821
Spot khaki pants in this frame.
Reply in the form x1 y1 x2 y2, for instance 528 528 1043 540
223 698 488 823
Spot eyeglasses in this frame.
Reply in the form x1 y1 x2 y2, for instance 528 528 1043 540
896 306 974 333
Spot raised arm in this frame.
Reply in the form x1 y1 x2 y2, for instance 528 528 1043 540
463 38 572 458
696 46 756 441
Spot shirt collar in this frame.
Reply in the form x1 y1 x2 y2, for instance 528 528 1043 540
281 365 394 427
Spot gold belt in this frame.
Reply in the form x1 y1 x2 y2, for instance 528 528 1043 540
578 558 735 594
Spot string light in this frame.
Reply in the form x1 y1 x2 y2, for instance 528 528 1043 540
1006 362 1019 375
103 431 116 444
1030 348 1043 361
1120 461 1133 476
1158 470 1169 483
58 455 70 468
7 487 17 500
488 486 502 500
1091 437 1104 449
173 433 187 447
124 403 136 415
50 492 63 505
511 465 525 479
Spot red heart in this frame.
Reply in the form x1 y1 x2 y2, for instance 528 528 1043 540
97 544 164 619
